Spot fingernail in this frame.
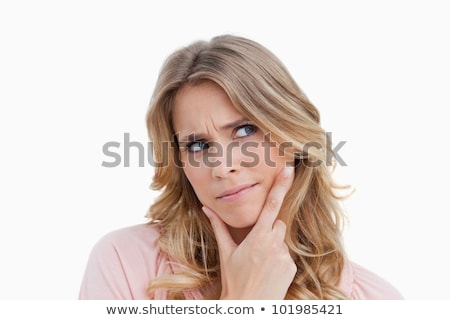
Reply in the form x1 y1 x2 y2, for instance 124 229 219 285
202 206 212 218
282 166 294 178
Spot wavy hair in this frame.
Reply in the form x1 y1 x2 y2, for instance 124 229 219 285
146 34 350 299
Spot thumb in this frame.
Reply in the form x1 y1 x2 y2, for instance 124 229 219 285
202 206 236 259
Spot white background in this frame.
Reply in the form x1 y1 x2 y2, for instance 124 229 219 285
1 0 449 299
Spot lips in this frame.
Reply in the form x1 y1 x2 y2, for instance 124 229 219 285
216 183 258 200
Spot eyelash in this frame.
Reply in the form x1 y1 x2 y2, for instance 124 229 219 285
185 124 258 153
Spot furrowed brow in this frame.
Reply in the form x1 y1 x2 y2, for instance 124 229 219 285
176 118 249 142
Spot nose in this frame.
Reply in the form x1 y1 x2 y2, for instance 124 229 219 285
209 141 241 179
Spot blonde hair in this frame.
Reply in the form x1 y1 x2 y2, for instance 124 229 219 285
146 34 349 299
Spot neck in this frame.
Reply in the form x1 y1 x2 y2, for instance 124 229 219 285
227 225 253 244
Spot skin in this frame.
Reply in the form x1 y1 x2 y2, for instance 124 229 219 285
172 81 297 299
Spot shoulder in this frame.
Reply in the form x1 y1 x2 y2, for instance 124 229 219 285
93 223 162 251
79 223 170 299
86 224 163 267
339 261 403 299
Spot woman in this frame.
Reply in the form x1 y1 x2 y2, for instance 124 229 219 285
79 34 402 299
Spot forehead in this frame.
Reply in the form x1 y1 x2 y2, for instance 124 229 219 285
172 81 244 134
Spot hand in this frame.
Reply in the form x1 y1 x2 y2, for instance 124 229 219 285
202 166 297 299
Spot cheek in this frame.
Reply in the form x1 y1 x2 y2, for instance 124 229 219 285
269 143 295 167
180 151 204 182
245 142 289 171
182 166 209 201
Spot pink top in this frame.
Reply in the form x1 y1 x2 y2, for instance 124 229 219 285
78 224 403 300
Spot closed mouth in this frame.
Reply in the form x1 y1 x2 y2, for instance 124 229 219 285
216 183 258 199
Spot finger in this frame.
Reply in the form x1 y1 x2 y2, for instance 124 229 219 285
255 166 294 231
272 219 288 241
202 206 237 258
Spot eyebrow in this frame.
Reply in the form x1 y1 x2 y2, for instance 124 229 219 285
177 118 250 142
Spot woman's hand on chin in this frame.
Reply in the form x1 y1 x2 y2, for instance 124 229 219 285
202 167 297 300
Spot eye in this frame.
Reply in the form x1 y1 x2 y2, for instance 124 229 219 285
185 141 209 153
235 124 257 138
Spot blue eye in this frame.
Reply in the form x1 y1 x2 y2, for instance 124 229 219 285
186 141 209 153
235 124 257 138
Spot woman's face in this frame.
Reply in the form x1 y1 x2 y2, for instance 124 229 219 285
172 81 292 241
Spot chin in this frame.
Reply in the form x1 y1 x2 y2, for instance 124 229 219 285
226 221 256 229
215 203 261 227
222 214 259 229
